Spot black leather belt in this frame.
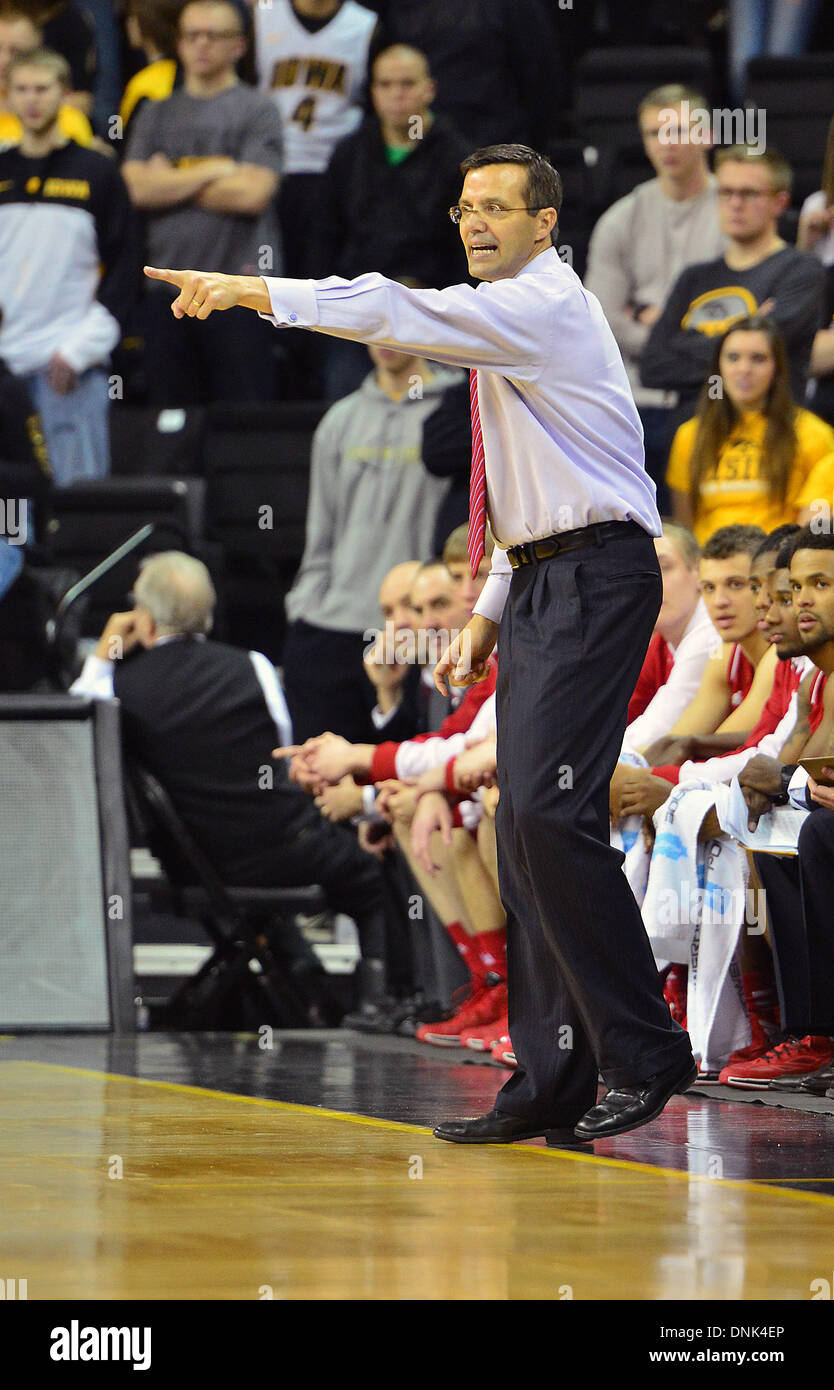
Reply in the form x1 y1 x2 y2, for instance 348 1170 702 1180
506 520 638 569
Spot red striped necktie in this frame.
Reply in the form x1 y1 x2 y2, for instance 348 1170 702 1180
468 368 487 577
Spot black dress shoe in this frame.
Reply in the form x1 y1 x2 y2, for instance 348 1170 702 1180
433 1110 591 1146
573 1056 698 1141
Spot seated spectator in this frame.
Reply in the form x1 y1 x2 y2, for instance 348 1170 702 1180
281 347 464 743
799 115 834 428
666 315 834 543
253 0 379 279
623 519 717 755
317 42 469 399
0 6 94 146
0 48 136 484
70 549 397 1021
797 113 834 268
641 145 827 417
372 0 558 149
29 0 97 118
122 0 283 406
584 83 725 503
119 0 183 139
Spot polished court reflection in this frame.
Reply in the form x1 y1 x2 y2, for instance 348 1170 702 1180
2 1038 833 1300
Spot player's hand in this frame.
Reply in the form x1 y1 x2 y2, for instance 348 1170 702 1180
808 771 834 810
434 614 497 695
738 754 783 829
454 738 497 790
144 266 242 319
617 772 673 819
357 819 393 859
411 791 453 876
272 732 355 784
314 776 364 822
48 353 78 395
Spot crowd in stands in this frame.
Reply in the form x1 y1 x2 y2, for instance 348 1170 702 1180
3 1 834 1097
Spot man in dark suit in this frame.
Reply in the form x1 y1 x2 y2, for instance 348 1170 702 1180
70 549 393 1014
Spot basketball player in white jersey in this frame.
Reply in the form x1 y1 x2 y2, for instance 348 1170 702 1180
253 0 379 277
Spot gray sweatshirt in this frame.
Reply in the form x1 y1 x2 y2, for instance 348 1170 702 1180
584 175 726 407
286 365 462 633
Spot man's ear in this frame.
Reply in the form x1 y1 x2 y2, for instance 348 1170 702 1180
536 207 558 244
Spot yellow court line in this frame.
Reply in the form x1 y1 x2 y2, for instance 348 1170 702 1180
9 1059 834 1211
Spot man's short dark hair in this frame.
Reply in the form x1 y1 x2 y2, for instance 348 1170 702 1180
788 525 834 555
753 522 801 561
700 524 767 562
460 143 562 246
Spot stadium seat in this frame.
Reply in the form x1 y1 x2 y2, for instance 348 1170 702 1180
745 56 834 207
203 402 325 659
109 404 206 477
575 46 715 157
47 477 208 640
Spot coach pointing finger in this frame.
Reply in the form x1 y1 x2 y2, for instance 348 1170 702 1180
144 143 695 1145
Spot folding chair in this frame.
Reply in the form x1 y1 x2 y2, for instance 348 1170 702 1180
127 761 327 1029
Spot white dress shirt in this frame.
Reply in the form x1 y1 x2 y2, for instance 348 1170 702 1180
260 248 661 623
70 634 294 748
622 599 719 755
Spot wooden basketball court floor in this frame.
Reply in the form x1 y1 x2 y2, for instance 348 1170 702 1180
2 1030 834 1301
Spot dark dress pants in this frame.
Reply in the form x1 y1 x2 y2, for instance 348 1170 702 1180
755 807 834 1036
144 291 277 406
282 620 376 744
493 522 692 1126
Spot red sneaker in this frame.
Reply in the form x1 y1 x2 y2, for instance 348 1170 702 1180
460 1011 510 1051
719 1034 834 1089
416 978 507 1047
490 1035 516 1068
663 965 687 1030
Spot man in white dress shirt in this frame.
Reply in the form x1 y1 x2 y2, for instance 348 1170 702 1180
143 142 696 1144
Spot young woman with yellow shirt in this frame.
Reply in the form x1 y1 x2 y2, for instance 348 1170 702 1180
667 315 834 543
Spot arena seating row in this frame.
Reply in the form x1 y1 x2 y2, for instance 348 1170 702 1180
46 402 326 660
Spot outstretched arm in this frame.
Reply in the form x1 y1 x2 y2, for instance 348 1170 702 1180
144 266 271 318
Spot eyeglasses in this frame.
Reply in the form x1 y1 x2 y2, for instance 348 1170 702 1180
716 187 775 202
179 29 242 42
448 203 548 224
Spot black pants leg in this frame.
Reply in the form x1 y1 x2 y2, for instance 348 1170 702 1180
264 816 387 965
281 620 375 743
753 851 809 1035
797 810 834 1033
493 524 692 1126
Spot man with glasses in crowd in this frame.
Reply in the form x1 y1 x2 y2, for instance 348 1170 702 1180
142 141 697 1146
642 144 826 414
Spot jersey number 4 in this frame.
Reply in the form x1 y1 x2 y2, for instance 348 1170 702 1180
291 96 316 131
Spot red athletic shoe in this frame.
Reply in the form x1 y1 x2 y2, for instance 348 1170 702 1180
719 1034 834 1088
460 1011 510 1052
490 1035 516 1068
416 978 507 1047
663 965 688 1030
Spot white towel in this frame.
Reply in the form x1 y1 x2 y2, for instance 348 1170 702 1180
642 782 751 1072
